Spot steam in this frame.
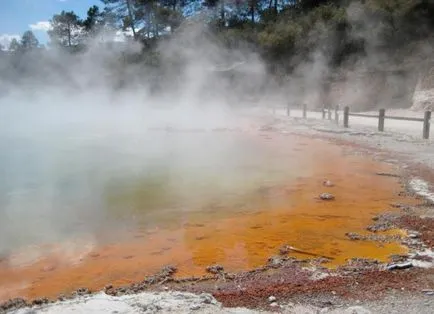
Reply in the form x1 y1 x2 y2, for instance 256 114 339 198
0 21 270 259
0 1 433 262
284 1 433 111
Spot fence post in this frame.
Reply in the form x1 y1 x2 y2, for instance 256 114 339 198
378 109 385 132
286 104 290 117
322 105 326 119
343 106 349 128
423 111 431 139
335 106 339 125
303 104 307 119
327 108 332 120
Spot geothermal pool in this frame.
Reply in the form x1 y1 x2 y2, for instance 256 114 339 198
0 130 411 300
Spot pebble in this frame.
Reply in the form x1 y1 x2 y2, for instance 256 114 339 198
319 193 335 200
386 262 413 270
408 232 420 239
323 180 334 187
42 265 56 272
268 296 277 302
270 302 279 307
190 304 201 310
422 289 434 296
32 298 49 306
206 264 224 274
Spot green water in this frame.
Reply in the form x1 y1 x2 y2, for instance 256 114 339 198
0 131 308 255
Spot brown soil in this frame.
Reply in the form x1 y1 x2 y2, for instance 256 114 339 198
211 268 434 309
397 216 434 247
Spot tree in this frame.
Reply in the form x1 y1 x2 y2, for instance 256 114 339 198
48 11 83 47
203 0 227 27
157 0 186 32
83 5 103 34
82 5 120 41
101 0 140 39
134 0 181 38
8 38 22 53
21 30 39 51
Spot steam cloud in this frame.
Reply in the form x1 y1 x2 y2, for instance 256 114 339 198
0 1 433 260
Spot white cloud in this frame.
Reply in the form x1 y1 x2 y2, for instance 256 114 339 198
0 34 20 50
29 21 52 32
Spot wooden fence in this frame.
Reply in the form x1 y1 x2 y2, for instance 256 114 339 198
282 104 432 139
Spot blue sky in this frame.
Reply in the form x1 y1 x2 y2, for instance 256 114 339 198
0 0 100 48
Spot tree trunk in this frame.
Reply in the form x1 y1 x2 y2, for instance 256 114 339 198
220 0 225 24
250 1 255 24
154 12 158 38
126 0 137 39
67 22 72 47
147 11 152 38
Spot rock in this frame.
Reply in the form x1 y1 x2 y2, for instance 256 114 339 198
160 265 177 276
309 271 330 281
279 245 291 255
57 294 66 301
200 294 216 305
319 193 335 201
389 254 409 263
386 262 413 270
346 232 362 241
72 287 91 296
367 220 394 232
270 302 279 307
323 180 334 187
268 296 277 302
190 304 201 310
422 289 434 296
267 256 285 267
32 298 49 306
206 264 224 274
0 298 28 311
42 264 56 272
408 231 421 239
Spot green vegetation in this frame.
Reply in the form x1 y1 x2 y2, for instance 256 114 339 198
1 1 433 88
